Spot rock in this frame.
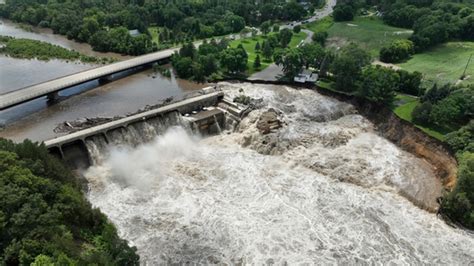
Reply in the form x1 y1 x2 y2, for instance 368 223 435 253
256 108 282 134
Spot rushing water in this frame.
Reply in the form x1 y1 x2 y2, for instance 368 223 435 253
83 83 474 264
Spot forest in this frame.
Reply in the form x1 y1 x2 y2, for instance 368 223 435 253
0 139 139 265
0 0 323 55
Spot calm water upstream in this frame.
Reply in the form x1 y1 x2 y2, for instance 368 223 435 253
0 20 205 142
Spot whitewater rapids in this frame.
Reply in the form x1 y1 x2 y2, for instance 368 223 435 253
84 83 474 264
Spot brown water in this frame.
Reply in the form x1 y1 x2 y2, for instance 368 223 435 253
0 19 129 59
0 19 205 142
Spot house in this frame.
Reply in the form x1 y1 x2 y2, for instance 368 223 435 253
294 69 318 83
128 29 140 37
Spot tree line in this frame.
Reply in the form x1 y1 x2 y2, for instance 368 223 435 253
0 0 323 55
0 139 139 265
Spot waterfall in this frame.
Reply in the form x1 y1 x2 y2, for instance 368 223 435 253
213 115 222 134
85 111 185 164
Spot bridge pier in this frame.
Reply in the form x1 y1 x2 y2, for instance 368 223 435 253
98 74 113 85
47 92 59 102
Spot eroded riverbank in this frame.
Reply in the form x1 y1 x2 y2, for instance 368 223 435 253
82 83 474 264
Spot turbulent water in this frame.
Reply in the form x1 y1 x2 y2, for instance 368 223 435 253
84 83 474 264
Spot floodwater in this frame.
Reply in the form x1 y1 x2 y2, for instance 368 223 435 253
84 83 474 264
0 20 205 142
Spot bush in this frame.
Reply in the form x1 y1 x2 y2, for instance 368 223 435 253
412 101 433 125
333 4 355 21
379 39 415 63
441 152 474 229
397 70 423 96
312 31 328 46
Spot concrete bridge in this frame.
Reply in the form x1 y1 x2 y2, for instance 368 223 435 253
0 48 177 111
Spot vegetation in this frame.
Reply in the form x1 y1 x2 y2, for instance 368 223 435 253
441 121 474 229
229 31 307 74
326 17 412 57
398 42 474 86
0 0 322 55
380 39 415 63
0 36 114 64
0 139 139 265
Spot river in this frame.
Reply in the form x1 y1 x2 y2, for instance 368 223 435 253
0 20 205 142
84 83 474 264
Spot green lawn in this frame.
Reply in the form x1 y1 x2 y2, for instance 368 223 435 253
148 27 160 44
304 16 334 33
391 94 454 141
326 17 412 57
398 42 474 87
229 31 307 75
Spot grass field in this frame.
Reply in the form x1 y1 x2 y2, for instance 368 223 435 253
391 94 456 140
304 16 334 33
230 31 307 75
326 17 412 57
398 42 474 86
148 27 160 44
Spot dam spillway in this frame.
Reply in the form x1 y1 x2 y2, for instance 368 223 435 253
80 82 474 264
44 87 244 168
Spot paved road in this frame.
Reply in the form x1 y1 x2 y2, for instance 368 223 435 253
249 0 337 81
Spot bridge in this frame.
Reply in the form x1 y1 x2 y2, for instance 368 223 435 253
0 48 177 111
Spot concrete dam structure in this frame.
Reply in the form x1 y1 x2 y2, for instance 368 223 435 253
44 87 245 168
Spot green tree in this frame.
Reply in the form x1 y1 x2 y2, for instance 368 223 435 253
172 56 194 78
254 54 261 70
220 47 248 73
293 25 301 33
298 43 325 68
312 31 328 46
278 28 293 48
262 40 273 60
260 20 272 35
379 39 415 63
358 65 399 105
276 48 303 78
255 41 261 52
273 24 280 32
412 101 433 125
331 43 371 92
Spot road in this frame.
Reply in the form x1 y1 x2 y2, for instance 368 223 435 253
249 0 337 81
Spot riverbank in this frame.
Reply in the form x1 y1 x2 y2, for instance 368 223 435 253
224 79 458 200
0 35 116 64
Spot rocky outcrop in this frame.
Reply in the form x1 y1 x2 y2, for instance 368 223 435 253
256 108 282 134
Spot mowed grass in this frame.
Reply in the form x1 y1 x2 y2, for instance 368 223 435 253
230 31 307 74
398 42 474 86
304 16 334 33
326 17 412 57
391 94 453 141
148 27 160 44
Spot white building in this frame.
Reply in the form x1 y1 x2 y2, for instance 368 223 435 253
294 69 318 83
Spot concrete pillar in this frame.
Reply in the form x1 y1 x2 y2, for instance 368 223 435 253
47 91 59 102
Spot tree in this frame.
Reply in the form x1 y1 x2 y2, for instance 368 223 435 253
446 121 474 152
293 25 301 33
412 101 433 125
220 47 248 73
397 70 423 96
333 4 355 21
298 43 325 68
254 54 261 69
273 24 280 32
172 56 194 78
358 65 399 105
260 20 272 35
276 48 304 78
279 28 293 48
379 39 415 63
179 42 196 58
262 40 273 60
312 31 328 46
331 43 371 92
255 41 261 52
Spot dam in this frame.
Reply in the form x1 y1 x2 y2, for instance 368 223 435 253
44 86 246 168
80 83 474 264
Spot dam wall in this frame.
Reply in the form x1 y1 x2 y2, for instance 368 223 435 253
44 87 241 169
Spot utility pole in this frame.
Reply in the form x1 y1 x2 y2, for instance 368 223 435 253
461 53 473 80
